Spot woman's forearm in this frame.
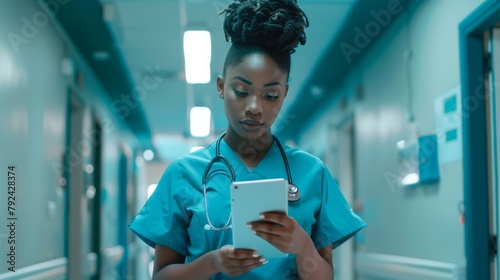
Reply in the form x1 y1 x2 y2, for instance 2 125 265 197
295 240 333 280
153 251 219 280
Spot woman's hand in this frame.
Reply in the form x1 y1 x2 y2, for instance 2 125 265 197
247 211 309 255
213 245 268 277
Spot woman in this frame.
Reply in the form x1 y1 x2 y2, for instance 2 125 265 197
129 0 366 279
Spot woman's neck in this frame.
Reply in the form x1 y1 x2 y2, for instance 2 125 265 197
223 129 274 167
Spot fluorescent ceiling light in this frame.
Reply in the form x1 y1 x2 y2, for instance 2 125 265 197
396 140 406 149
135 156 144 167
143 149 154 161
190 106 211 137
401 173 420 186
190 146 204 153
183 30 211 84
147 184 157 199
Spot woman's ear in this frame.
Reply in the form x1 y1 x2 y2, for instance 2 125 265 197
284 85 289 98
216 75 224 99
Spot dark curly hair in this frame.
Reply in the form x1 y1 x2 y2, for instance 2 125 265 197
220 0 309 79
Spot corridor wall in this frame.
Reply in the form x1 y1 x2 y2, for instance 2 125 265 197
0 0 142 278
298 0 484 273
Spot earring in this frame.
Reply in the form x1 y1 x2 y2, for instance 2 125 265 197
219 94 224 99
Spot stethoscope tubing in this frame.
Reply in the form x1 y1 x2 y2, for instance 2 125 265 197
203 132 300 230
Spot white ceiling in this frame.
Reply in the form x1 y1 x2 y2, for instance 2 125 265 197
100 0 357 160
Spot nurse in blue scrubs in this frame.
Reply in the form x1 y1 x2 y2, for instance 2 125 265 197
128 0 366 279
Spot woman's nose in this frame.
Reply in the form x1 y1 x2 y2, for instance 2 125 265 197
246 95 262 115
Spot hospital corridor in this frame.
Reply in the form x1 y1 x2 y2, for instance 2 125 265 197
1 0 500 279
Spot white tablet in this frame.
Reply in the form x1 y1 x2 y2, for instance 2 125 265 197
230 178 289 259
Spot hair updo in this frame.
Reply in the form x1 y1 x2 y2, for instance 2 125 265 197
220 0 309 79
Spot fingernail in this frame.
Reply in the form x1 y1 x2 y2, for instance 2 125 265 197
259 214 265 219
260 258 268 264
246 223 252 228
252 252 259 258
252 230 257 234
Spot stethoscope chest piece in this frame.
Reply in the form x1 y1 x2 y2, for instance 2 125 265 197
287 184 301 202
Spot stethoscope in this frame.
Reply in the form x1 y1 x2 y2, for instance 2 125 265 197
203 132 301 231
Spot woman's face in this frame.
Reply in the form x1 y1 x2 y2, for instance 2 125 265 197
217 53 289 141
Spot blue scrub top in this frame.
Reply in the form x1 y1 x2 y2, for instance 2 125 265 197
129 138 366 279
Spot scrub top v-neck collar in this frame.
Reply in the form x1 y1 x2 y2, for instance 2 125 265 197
219 137 281 181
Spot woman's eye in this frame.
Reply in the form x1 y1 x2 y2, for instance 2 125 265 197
233 89 248 96
265 93 279 100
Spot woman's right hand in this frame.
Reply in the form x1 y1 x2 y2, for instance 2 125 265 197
213 245 268 277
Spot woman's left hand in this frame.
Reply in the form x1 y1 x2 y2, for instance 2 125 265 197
247 211 309 255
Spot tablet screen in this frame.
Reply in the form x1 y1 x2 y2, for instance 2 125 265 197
230 178 288 259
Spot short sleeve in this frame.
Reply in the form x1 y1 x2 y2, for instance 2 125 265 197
311 164 367 250
128 161 190 256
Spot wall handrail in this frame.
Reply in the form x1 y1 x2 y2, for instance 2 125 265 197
0 258 67 280
356 252 466 280
102 245 125 272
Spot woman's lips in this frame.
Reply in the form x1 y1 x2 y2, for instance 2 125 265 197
240 119 264 131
